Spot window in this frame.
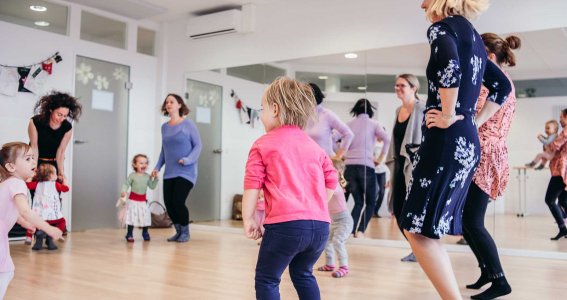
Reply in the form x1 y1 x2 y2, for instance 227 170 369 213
227 64 286 84
81 11 127 49
137 27 155 56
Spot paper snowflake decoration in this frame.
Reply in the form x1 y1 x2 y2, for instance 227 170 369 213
76 63 94 85
94 75 109 90
113 68 128 81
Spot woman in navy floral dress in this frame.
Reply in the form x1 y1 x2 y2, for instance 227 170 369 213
399 1 512 299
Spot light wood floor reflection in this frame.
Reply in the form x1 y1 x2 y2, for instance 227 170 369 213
197 214 567 252
7 228 567 299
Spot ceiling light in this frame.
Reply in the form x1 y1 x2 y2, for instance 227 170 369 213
357 86 367 90
34 21 50 27
30 6 47 12
318 76 328 80
344 53 358 59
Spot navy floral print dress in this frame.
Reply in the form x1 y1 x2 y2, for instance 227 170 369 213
398 16 511 239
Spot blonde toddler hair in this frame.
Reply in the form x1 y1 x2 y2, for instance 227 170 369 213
263 77 316 129
426 0 489 22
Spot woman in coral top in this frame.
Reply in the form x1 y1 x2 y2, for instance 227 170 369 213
545 108 567 240
462 32 521 300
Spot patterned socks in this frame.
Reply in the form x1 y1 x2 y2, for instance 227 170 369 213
332 266 349 278
317 265 349 278
317 265 334 272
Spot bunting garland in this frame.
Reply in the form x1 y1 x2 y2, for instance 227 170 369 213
230 89 261 128
0 52 62 96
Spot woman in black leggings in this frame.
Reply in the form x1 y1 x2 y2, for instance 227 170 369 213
545 108 567 240
462 33 521 300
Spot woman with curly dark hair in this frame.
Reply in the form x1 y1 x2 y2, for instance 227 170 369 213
28 91 82 185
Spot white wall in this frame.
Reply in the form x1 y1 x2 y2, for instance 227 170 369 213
183 71 265 219
0 2 160 228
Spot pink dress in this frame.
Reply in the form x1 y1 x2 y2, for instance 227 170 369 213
549 127 567 186
472 74 517 199
0 177 28 273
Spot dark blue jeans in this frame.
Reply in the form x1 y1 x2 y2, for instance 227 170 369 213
344 165 377 233
255 220 329 300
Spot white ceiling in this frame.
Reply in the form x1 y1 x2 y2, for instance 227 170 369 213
57 0 567 80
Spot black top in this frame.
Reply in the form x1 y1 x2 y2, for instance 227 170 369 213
392 117 409 160
32 115 72 159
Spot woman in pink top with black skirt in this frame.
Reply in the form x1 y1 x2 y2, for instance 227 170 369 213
461 33 521 300
242 78 337 300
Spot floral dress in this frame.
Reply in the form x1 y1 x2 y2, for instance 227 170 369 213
399 16 511 238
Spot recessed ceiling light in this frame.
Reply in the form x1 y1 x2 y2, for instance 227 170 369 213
34 21 50 27
357 86 367 90
344 53 358 59
30 5 47 12
318 76 328 80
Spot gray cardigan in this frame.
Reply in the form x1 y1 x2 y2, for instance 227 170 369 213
385 100 425 211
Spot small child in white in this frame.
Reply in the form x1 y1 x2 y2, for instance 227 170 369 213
317 159 354 278
526 120 559 170
26 164 69 250
121 154 158 242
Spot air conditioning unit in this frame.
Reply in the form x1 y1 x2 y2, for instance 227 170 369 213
187 5 255 39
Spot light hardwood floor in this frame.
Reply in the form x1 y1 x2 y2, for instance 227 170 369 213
6 227 567 299
198 214 567 253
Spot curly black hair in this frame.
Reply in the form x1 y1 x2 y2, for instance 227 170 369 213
34 91 82 123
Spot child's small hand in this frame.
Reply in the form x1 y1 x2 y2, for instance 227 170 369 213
151 170 158 178
121 192 127 198
178 159 184 165
47 227 63 241
244 219 262 240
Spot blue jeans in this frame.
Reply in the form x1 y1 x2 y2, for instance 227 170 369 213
255 220 329 300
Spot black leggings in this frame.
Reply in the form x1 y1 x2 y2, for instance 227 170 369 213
462 182 504 278
163 177 194 226
374 172 386 215
392 158 407 233
344 165 377 233
544 176 567 229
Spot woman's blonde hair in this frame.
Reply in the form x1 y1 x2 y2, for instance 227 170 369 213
426 0 489 22
0 142 31 182
35 164 57 182
396 74 421 100
263 77 316 129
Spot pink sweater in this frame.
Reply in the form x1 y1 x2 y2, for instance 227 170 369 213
244 125 337 224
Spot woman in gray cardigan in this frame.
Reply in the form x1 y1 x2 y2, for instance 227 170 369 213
385 74 424 262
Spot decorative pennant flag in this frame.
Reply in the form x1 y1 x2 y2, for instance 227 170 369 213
231 89 261 128
24 65 49 94
0 66 20 96
17 67 31 93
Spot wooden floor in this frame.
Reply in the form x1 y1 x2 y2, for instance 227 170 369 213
6 227 567 299
198 214 567 253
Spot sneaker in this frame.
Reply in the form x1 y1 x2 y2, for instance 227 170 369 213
534 164 545 170
125 235 134 243
401 252 417 262
24 236 32 245
142 231 150 241
525 161 536 168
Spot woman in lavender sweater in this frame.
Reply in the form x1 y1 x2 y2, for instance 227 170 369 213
345 99 390 237
152 94 202 243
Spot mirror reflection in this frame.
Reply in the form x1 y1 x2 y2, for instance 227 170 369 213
193 27 567 255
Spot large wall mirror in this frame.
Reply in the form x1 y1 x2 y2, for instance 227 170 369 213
190 26 567 257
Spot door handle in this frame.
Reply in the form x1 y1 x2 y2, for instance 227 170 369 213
212 149 222 154
74 140 88 145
